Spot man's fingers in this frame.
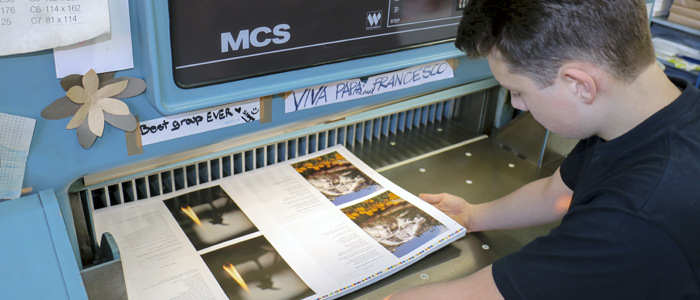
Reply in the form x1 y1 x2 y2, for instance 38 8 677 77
419 193 441 204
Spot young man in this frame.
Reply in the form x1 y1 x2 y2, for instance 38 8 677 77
388 0 700 299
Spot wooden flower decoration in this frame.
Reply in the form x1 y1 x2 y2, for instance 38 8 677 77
41 69 146 149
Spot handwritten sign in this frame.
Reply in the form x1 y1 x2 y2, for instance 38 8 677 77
139 98 260 146
285 60 454 113
0 0 110 56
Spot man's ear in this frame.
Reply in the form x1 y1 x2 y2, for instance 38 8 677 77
560 67 597 105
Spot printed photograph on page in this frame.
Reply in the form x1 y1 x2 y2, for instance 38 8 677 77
163 185 259 250
291 151 383 206
341 191 448 258
200 235 315 300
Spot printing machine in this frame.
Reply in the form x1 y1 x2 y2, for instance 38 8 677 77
3 0 644 299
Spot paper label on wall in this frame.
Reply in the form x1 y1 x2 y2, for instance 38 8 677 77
53 0 133 78
285 60 454 113
0 113 35 200
139 98 260 146
0 0 111 56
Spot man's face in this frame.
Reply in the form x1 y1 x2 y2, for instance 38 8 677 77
486 53 591 140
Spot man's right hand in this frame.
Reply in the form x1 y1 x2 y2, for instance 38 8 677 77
420 169 572 233
419 193 474 232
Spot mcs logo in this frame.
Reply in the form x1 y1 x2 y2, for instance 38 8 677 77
366 11 382 30
221 24 291 53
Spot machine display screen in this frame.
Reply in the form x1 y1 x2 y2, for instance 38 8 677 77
169 0 464 88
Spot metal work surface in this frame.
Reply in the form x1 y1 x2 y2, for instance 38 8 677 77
339 138 558 299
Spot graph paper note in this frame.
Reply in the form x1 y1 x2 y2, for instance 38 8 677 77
0 113 36 200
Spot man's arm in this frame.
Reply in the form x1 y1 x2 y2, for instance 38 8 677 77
385 265 503 300
421 167 573 232
385 168 573 300
471 167 574 231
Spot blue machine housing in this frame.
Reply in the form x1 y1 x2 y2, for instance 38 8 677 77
0 1 493 298
138 0 478 114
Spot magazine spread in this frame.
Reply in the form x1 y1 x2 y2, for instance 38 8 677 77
93 145 466 300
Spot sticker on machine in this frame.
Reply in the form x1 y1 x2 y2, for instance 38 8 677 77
139 98 260 146
284 59 457 113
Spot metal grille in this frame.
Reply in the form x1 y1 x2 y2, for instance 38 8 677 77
85 99 458 211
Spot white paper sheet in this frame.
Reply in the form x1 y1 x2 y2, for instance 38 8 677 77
53 0 133 78
0 0 110 56
0 112 35 200
93 199 229 300
93 146 466 300
285 60 455 113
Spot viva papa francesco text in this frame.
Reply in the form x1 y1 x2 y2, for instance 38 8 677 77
289 61 451 111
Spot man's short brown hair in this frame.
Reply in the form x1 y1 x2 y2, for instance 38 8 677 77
455 0 656 87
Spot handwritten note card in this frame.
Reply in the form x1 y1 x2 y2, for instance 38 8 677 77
0 113 36 200
139 98 261 146
285 60 455 113
0 0 110 56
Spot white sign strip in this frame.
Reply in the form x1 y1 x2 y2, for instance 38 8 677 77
139 98 260 146
0 0 111 56
285 60 454 113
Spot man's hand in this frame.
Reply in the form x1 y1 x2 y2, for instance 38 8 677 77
421 169 572 233
419 193 474 231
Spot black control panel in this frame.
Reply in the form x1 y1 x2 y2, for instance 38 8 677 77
169 0 463 88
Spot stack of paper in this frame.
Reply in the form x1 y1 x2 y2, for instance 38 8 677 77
668 0 700 29
93 146 465 300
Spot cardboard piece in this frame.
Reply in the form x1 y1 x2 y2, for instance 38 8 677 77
668 12 700 30
83 70 99 95
66 85 90 104
105 113 137 132
43 69 146 149
60 75 84 92
41 97 81 120
65 70 130 136
88 106 106 137
674 0 700 11
99 72 116 83
260 96 273 124
59 72 115 91
670 4 700 20
20 187 33 195
76 112 137 149
95 80 128 100
66 102 92 130
125 116 143 156
77 118 98 149
447 58 461 71
100 98 131 116
101 77 147 99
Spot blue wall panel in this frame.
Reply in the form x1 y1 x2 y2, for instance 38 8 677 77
0 0 492 272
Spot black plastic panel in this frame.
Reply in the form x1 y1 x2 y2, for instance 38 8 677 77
169 0 463 88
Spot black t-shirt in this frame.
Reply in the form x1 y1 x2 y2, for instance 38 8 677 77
492 77 700 299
